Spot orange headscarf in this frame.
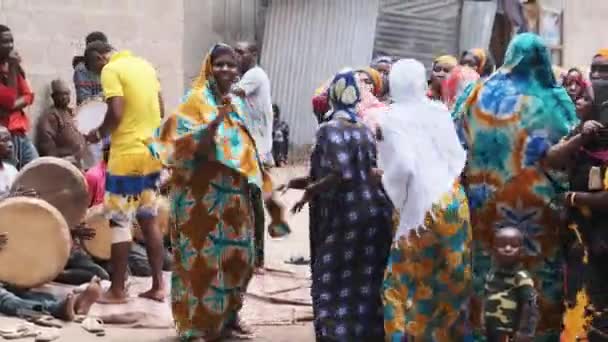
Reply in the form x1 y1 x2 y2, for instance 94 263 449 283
470 48 488 74
359 67 383 97
595 48 608 59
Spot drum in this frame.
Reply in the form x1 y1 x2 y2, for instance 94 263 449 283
75 99 107 170
81 204 112 260
11 157 89 229
75 99 107 134
132 196 171 242
0 197 71 288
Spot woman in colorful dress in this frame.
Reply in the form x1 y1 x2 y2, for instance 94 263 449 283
148 44 287 341
289 70 394 341
453 33 579 341
546 49 608 342
379 59 471 342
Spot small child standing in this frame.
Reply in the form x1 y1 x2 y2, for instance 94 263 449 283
271 104 289 167
483 227 539 342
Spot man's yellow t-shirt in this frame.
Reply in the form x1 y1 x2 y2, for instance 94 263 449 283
101 50 161 156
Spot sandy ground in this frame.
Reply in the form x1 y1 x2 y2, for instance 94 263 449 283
0 165 317 341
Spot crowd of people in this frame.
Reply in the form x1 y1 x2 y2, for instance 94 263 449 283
2 19 608 342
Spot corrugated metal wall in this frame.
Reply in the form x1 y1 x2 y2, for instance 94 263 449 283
374 0 462 68
262 0 380 146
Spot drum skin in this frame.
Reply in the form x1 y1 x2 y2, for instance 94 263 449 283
82 204 112 260
75 99 107 134
11 157 89 229
0 197 71 288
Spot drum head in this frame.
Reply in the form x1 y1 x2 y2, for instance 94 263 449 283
0 197 71 288
82 205 112 260
12 157 89 229
75 100 107 134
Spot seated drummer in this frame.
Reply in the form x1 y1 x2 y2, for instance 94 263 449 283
85 140 172 277
0 232 102 321
35 79 86 168
0 130 101 320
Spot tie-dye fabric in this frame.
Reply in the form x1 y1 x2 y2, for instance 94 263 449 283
453 33 579 341
147 44 282 340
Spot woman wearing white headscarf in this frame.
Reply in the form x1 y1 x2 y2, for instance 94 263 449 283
379 59 472 341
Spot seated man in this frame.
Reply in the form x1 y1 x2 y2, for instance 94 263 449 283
35 79 86 168
0 232 102 321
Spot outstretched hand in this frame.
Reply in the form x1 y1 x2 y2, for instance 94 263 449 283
291 190 312 214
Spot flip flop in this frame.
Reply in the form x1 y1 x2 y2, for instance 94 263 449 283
81 317 105 334
28 316 63 328
35 329 61 342
0 323 39 340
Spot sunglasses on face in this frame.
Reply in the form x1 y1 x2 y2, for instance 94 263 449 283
433 65 451 73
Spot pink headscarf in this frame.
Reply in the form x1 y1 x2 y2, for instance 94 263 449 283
356 77 387 133
441 65 480 110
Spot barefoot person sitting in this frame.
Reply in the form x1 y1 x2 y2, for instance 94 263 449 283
0 232 102 321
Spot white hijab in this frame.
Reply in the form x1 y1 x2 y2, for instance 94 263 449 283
377 59 467 240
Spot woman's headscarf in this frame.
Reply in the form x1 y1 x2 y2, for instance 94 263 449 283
434 55 458 68
358 67 383 97
356 70 388 133
470 48 488 73
501 33 558 88
325 70 361 122
377 59 467 239
441 65 480 110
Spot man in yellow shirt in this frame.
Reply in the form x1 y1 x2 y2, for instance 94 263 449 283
84 41 166 304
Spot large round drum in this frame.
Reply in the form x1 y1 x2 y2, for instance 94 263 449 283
12 157 89 229
0 197 71 288
75 99 107 134
82 204 112 260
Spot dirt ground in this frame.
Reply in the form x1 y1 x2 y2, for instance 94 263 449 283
0 165 317 341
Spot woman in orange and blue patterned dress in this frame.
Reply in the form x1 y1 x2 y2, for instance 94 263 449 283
148 44 287 341
453 33 579 341
379 59 472 342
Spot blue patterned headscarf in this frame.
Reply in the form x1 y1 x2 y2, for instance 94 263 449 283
501 33 557 88
326 70 361 122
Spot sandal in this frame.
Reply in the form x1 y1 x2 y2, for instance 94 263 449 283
81 317 105 335
35 329 61 342
0 323 39 340
28 316 63 328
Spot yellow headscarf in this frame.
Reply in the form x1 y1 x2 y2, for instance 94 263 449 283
595 48 608 59
360 67 383 97
434 55 458 68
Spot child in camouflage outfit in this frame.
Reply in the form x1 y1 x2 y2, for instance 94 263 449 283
483 227 539 342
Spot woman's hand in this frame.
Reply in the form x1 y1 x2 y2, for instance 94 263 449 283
291 189 312 214
371 168 384 185
581 120 603 141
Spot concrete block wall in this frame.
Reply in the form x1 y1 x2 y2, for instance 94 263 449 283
563 0 608 68
0 0 184 137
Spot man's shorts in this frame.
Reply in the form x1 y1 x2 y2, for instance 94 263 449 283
105 151 162 244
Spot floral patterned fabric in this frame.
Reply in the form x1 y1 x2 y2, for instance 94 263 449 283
453 33 579 341
147 44 281 340
383 182 472 342
309 70 394 341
